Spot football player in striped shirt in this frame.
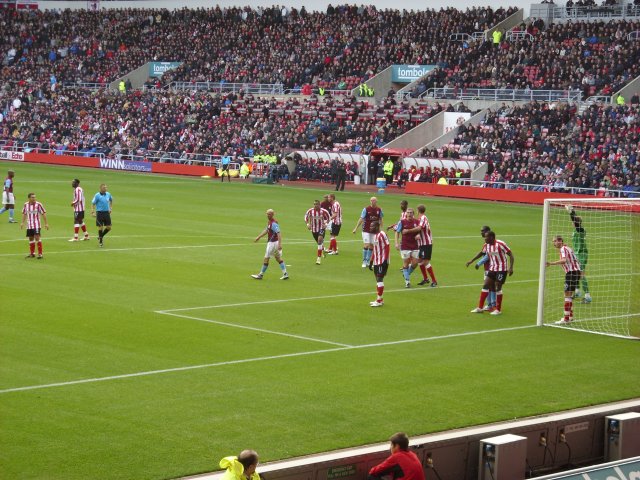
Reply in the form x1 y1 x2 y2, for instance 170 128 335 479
370 221 390 307
546 235 582 324
20 193 49 259
69 179 90 242
327 194 342 255
467 231 514 315
304 200 331 265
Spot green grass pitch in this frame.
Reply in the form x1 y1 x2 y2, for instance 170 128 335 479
1 160 638 480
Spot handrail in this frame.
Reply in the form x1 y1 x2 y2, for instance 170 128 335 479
505 31 534 41
165 82 284 95
546 4 640 20
628 31 640 41
61 82 109 90
422 87 582 102
282 88 352 96
449 33 472 42
429 178 637 197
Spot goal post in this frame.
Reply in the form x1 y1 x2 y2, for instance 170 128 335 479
537 198 640 339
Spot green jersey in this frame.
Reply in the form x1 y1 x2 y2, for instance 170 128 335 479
572 228 588 256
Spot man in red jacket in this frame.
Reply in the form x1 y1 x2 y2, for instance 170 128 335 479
368 433 425 480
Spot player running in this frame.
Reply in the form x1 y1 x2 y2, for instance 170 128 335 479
69 179 90 241
304 200 331 265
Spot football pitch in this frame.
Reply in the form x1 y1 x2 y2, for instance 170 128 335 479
1 160 639 480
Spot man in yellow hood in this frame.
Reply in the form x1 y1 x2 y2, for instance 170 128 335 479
220 450 260 480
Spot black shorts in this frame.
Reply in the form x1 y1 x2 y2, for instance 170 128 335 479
74 211 85 224
312 230 326 242
373 261 388 278
331 223 342 236
96 211 112 227
564 271 582 292
418 244 433 260
26 228 41 237
487 270 508 284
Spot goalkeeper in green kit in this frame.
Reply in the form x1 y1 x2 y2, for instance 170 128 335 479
566 205 592 303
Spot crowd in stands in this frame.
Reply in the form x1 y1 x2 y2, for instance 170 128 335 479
0 5 514 95
408 18 640 100
418 101 640 196
0 88 448 160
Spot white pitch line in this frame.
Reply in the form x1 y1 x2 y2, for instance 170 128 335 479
0 325 536 395
158 311 352 347
157 278 539 313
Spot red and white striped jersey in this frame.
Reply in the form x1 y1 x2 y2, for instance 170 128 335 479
417 214 433 246
72 186 85 212
22 201 46 229
331 201 342 225
372 231 390 265
482 239 512 271
560 245 581 273
304 207 330 233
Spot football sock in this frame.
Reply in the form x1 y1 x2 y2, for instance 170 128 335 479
260 263 268 274
479 289 489 308
496 291 503 311
426 263 436 283
488 290 497 307
419 264 428 280
376 282 384 300
564 297 573 319
8 208 14 220
317 245 323 257
581 277 590 294
278 261 286 273
81 223 87 233
403 268 410 282
408 265 415 275
0 207 5 214
330 238 337 251
362 248 368 261
366 249 372 262
37 241 42 255
29 241 35 254
101 229 110 238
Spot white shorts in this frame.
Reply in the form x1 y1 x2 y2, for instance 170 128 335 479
401 250 419 260
2 192 15 205
362 232 375 245
265 241 281 258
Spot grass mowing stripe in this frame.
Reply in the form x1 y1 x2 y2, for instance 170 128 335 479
157 278 540 312
0 325 536 395
157 311 353 347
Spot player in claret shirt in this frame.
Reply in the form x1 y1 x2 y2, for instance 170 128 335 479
394 208 420 288
353 196 383 269
251 209 288 280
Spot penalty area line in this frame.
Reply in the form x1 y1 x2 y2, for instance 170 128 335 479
0 325 535 395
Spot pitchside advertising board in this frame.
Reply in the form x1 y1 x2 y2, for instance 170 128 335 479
0 151 25 162
149 62 182 77
391 65 436 83
99 158 152 172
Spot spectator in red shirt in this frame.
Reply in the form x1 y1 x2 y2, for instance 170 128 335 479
368 433 425 480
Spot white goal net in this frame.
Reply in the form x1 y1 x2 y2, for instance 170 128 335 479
537 198 640 339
